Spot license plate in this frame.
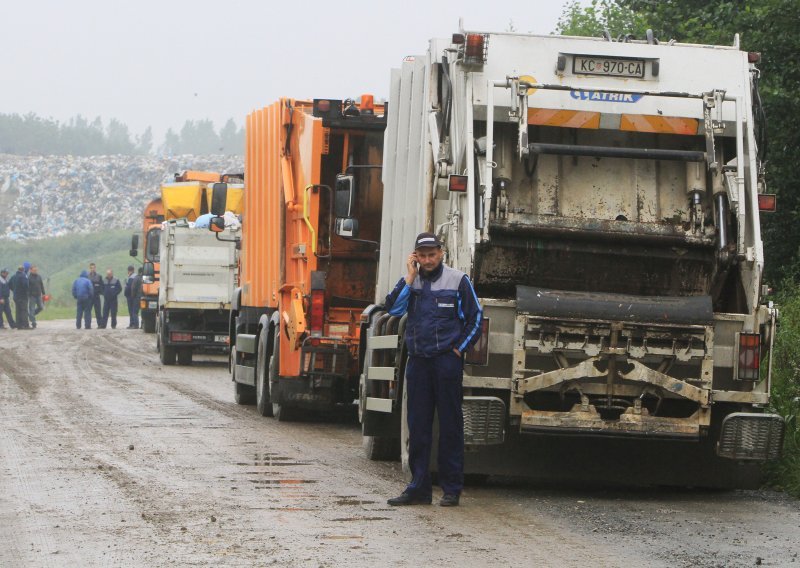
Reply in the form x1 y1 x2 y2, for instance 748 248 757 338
148 301 157 309
214 335 228 344
573 56 645 78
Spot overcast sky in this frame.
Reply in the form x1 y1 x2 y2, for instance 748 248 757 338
0 0 579 141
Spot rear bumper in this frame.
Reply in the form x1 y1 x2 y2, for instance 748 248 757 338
165 330 229 347
520 406 702 440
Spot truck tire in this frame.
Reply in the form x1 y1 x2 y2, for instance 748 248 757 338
142 312 156 334
159 340 176 365
158 313 176 365
255 330 274 417
268 334 295 421
177 348 192 366
231 347 255 405
362 433 399 461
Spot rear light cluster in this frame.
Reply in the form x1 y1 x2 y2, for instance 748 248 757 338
737 332 761 381
465 318 490 366
171 332 192 343
758 194 777 212
310 290 325 334
452 32 488 65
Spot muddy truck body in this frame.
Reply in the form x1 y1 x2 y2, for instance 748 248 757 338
225 97 386 420
356 30 784 484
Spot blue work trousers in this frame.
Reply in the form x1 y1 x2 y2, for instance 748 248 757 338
404 352 464 498
127 297 139 327
76 298 92 329
102 297 118 329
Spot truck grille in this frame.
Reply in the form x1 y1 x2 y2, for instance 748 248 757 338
463 396 505 445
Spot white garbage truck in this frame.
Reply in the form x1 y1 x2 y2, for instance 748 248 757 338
352 27 784 486
156 219 241 365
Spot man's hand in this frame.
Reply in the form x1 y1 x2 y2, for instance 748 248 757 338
452 348 461 357
405 252 419 285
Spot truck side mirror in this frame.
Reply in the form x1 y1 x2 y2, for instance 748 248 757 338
130 234 139 257
142 261 155 283
209 216 225 233
334 174 355 218
147 233 160 258
211 183 228 216
334 217 359 239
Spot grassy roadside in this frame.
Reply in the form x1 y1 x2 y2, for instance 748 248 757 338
767 287 800 497
0 230 136 320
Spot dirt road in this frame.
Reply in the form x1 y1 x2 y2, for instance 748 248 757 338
1 320 799 567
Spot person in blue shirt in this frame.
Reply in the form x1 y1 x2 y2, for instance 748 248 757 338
0 267 15 329
9 264 30 329
72 270 94 329
384 232 482 508
100 269 122 329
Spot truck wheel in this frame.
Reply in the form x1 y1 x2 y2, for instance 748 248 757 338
255 330 274 417
142 313 156 334
231 347 255 405
268 333 295 421
177 348 192 366
158 313 175 365
159 341 176 365
362 434 399 461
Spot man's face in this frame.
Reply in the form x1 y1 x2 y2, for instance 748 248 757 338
106 270 113 279
89 264 96 274
415 246 443 273
30 267 38 275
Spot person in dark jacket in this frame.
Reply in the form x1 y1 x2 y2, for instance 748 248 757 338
124 265 140 329
0 267 15 329
87 262 104 328
384 232 482 508
72 270 94 329
9 264 30 329
27 265 45 329
101 268 122 329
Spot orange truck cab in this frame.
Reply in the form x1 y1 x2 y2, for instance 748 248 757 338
136 198 165 332
227 96 386 420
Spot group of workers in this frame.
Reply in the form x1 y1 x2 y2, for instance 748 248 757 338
72 263 142 330
0 262 47 330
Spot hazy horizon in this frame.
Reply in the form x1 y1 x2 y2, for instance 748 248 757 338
0 0 577 141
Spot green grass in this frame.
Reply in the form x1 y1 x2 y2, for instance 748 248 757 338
766 286 800 497
0 229 139 320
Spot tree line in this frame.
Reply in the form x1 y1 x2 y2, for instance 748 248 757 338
0 113 244 156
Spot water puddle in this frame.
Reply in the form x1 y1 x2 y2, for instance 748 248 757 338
332 517 390 522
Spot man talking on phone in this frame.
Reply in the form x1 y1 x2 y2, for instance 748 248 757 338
384 232 482 507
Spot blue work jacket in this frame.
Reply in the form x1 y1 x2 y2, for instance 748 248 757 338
385 262 482 358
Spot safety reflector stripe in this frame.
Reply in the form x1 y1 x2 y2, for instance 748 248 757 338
528 108 600 129
367 367 395 381
366 397 393 413
620 115 699 135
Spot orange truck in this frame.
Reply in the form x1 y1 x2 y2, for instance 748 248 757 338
135 198 165 333
132 171 243 333
221 97 385 420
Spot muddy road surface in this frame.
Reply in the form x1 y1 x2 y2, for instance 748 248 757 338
1 320 799 567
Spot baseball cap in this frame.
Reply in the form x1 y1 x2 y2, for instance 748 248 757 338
414 232 442 249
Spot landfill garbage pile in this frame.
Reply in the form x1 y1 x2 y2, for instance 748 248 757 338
0 154 244 240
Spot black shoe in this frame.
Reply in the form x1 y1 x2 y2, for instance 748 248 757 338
439 494 460 507
387 492 432 506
